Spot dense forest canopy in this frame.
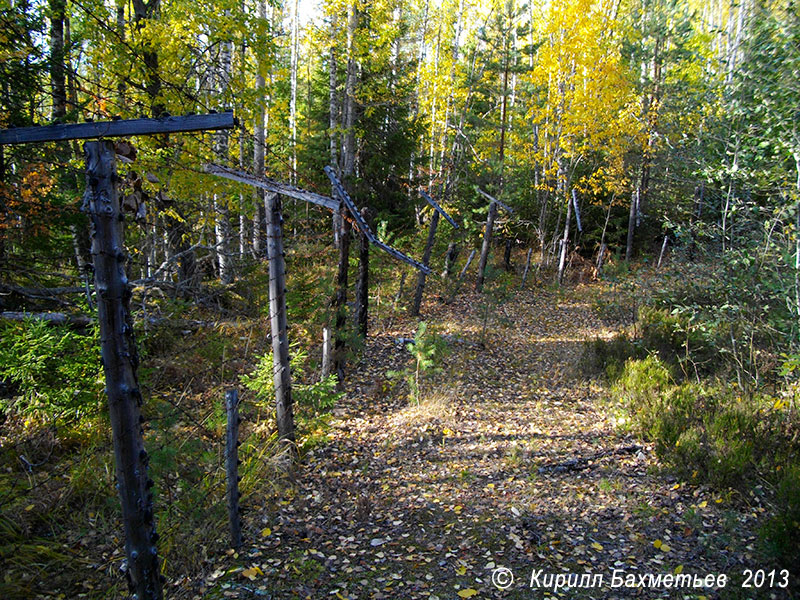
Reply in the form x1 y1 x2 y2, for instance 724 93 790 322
1 0 797 264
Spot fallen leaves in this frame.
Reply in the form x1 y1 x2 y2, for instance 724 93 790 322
202 285 784 599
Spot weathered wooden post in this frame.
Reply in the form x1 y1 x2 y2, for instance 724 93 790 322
354 207 371 338
411 190 458 317
442 242 459 278
224 389 242 548
332 203 351 384
411 210 440 316
476 201 498 293
84 140 162 600
265 191 295 444
521 247 533 288
657 235 669 269
476 189 514 292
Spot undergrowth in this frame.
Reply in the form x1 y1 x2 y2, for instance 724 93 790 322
587 249 800 573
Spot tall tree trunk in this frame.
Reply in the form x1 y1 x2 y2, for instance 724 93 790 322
252 0 267 257
49 0 66 121
625 185 638 262
289 0 299 185
214 36 234 284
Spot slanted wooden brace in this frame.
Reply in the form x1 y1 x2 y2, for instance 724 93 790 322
411 189 458 316
205 163 431 393
475 188 514 292
0 111 235 600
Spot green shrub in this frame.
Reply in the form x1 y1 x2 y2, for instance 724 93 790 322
241 347 342 426
0 319 103 420
387 322 448 403
761 465 800 574
583 333 642 381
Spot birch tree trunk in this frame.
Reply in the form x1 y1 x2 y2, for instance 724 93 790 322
214 36 234 284
557 189 573 285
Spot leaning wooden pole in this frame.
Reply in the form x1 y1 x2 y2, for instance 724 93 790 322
521 247 533 288
84 141 162 600
476 201 498 292
265 192 295 444
225 389 242 548
411 210 440 316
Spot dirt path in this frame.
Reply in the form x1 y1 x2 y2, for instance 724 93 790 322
206 284 781 600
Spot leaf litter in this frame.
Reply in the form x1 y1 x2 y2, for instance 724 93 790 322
200 283 789 600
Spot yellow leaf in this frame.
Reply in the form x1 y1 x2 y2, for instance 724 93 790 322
241 566 263 581
453 505 463 514
653 540 662 549
456 566 467 575
591 542 603 551
457 589 478 598
698 501 707 508
24 504 34 512
260 527 272 537
660 543 672 552
674 565 683 575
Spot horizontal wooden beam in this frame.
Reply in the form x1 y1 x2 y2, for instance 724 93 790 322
420 190 458 228
0 112 235 145
477 188 515 214
324 166 431 274
205 164 338 210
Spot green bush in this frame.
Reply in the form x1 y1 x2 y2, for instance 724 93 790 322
609 357 798 488
761 465 800 574
241 347 342 426
583 333 642 381
387 321 448 403
0 319 103 420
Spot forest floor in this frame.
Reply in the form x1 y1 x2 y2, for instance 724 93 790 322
200 280 788 600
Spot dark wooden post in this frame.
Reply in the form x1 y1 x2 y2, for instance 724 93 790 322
442 242 459 278
224 389 242 548
503 239 513 271
265 192 295 444
411 210 440 316
333 204 351 384
476 201 498 292
521 247 533 288
84 140 162 600
353 207 370 338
